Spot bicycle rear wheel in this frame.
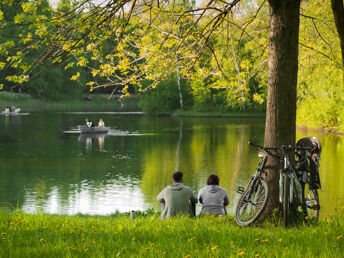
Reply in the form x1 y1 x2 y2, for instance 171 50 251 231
302 183 320 223
235 178 269 227
283 174 290 227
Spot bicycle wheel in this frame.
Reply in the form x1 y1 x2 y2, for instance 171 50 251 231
235 178 269 227
283 174 289 227
302 183 320 223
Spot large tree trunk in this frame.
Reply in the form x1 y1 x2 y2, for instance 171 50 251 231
263 0 301 215
331 0 344 83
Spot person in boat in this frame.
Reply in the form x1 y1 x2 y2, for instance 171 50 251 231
98 118 105 127
85 118 94 127
198 174 229 216
157 171 198 219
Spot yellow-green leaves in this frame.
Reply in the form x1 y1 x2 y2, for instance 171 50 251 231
77 57 88 67
5 74 29 84
22 2 37 14
253 93 264 104
71 72 80 81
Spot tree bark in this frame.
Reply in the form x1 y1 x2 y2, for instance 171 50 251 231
176 65 184 110
263 0 300 215
331 0 344 83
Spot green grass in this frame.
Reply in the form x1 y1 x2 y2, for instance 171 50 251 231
1 210 343 257
173 110 266 118
0 91 139 112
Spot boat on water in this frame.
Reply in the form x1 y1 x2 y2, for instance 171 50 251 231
1 106 29 115
78 125 110 134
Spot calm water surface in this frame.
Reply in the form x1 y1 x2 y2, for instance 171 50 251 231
0 113 343 216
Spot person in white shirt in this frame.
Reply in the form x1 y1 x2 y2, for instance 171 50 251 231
98 118 105 127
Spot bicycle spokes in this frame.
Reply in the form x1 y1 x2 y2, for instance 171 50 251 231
236 180 268 226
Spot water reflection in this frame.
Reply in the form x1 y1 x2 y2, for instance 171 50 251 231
0 113 343 216
78 133 107 151
140 118 265 214
21 179 150 214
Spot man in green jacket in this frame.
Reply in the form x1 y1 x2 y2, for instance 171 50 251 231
157 171 198 219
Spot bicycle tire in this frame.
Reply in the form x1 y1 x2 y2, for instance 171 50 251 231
302 183 320 223
283 174 289 227
235 178 269 227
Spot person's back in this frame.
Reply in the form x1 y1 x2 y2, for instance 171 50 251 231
198 174 229 215
157 171 197 219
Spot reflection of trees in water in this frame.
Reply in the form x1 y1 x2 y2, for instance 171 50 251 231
140 118 265 211
175 120 183 171
3 113 343 216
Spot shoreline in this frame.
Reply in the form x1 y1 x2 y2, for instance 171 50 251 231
297 125 344 136
1 92 343 135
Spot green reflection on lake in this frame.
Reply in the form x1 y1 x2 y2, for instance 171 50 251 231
0 113 342 216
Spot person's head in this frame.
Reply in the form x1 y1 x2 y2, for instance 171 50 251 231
86 118 89 122
206 174 219 185
172 171 183 183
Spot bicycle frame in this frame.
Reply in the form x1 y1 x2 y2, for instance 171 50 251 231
279 155 303 206
237 152 267 195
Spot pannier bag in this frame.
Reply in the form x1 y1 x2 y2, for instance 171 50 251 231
296 137 322 189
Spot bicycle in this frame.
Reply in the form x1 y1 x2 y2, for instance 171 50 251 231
235 140 321 227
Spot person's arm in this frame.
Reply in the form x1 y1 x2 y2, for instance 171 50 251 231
223 190 230 206
156 188 165 202
198 189 203 204
189 189 198 204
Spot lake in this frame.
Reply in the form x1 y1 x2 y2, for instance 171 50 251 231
0 112 343 216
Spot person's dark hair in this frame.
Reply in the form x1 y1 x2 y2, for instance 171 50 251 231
172 171 183 182
207 174 219 185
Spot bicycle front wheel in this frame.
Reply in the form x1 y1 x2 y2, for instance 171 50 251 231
283 174 290 227
235 178 269 227
302 184 320 223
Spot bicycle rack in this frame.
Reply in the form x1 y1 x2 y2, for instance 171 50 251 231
236 186 244 194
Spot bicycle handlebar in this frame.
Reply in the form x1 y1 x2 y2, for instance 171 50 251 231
248 141 312 158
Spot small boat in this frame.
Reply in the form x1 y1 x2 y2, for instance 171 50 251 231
1 107 29 115
78 125 110 134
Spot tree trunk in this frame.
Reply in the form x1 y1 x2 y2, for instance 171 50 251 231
331 0 344 83
176 65 184 110
263 0 300 215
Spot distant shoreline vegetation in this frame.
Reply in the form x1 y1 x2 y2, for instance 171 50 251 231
0 209 343 257
0 91 139 112
1 91 343 135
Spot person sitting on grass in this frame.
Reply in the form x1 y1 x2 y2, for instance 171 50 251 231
198 174 229 216
157 171 198 219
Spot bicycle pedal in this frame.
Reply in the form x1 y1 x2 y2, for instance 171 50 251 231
236 186 244 194
313 204 320 210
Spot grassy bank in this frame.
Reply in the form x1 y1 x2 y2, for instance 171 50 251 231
0 92 139 112
172 110 266 118
1 210 343 257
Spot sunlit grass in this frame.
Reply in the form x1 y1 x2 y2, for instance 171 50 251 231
173 110 265 118
1 209 343 257
0 92 138 112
